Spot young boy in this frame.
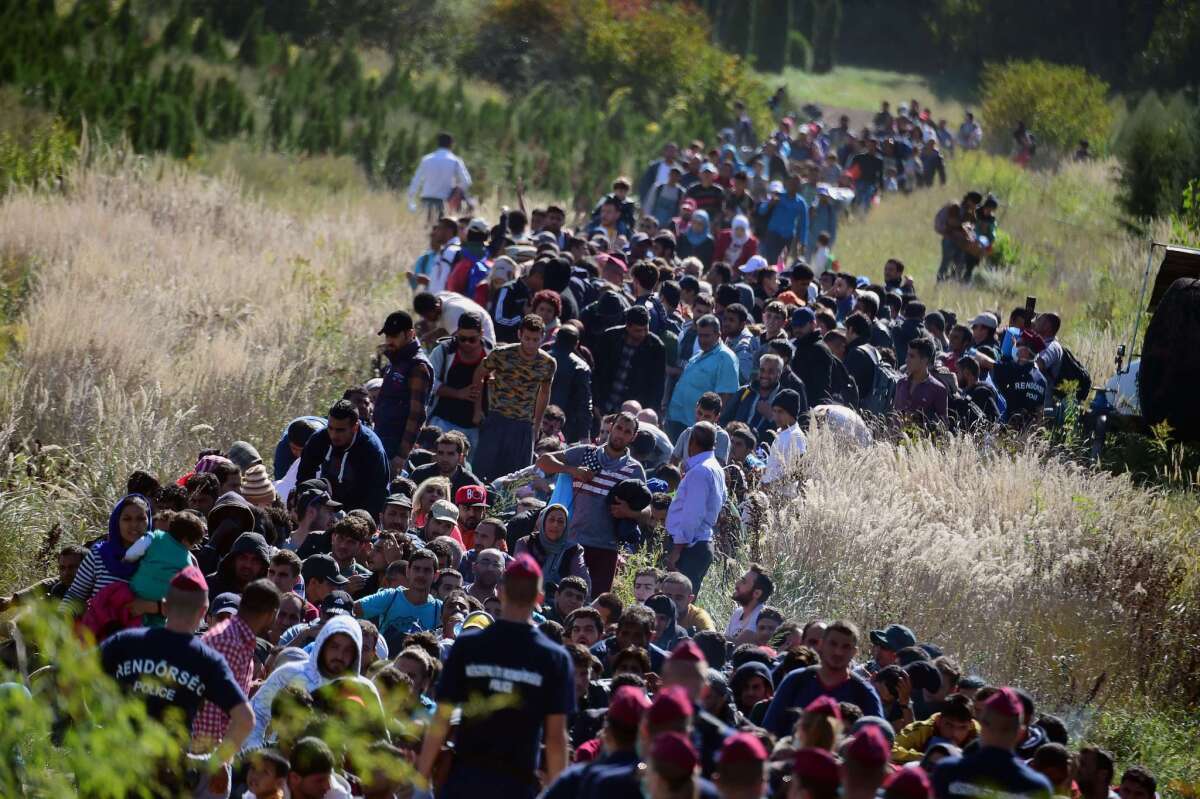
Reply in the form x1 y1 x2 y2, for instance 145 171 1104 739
241 748 289 799
124 510 205 624
633 567 664 603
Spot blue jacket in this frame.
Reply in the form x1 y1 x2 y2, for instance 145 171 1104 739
296 423 390 519
933 746 1053 799
762 665 883 737
759 192 809 244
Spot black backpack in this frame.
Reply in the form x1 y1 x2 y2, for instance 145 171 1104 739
1054 347 1091 402
860 345 901 416
828 356 860 409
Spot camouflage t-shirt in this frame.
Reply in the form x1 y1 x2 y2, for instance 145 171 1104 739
483 344 557 419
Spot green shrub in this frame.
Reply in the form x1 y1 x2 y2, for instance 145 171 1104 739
981 59 1113 155
0 116 75 195
1113 92 1200 221
787 30 812 71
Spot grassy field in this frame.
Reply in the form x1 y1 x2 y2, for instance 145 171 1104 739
773 65 976 125
2 61 1199 793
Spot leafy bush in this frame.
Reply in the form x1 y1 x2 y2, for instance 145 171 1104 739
0 116 75 195
980 60 1113 155
1113 92 1200 221
464 0 769 132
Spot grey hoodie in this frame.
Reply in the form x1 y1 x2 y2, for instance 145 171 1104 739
243 614 383 751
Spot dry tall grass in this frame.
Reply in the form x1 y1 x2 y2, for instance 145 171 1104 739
0 158 422 588
699 427 1200 708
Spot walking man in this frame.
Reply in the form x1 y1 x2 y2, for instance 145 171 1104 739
407 131 471 221
471 314 557 482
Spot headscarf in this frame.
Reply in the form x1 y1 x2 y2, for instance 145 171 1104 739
94 494 152 581
685 209 711 247
730 215 751 245
535 503 571 581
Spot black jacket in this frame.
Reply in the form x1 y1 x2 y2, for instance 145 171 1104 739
891 318 926 360
592 325 667 414
548 343 593 443
296 425 390 519
792 330 837 406
205 532 270 597
845 340 878 399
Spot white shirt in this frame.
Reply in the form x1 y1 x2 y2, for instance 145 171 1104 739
408 148 472 201
428 238 461 294
725 603 762 639
274 457 301 502
437 291 496 344
764 422 806 486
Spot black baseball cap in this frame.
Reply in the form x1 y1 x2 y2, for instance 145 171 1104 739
301 554 348 586
298 490 343 516
378 310 415 335
321 590 354 616
384 493 413 509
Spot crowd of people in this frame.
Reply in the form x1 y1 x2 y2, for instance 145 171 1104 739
0 97 1133 799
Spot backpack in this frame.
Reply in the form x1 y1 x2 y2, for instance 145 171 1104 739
457 249 491 298
861 345 901 416
828 355 860 409
1054 347 1092 402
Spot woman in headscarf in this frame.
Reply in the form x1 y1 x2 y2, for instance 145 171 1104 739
713 214 758 269
513 503 590 595
676 208 714 268
60 494 157 614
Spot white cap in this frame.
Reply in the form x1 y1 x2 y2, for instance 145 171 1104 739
739 255 770 274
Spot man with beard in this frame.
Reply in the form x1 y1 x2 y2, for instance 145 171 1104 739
355 548 443 653
380 493 412 535
761 620 884 737
724 564 773 643
536 411 647 594
372 310 433 468
452 484 489 550
296 400 390 518
408 431 482 495
244 613 384 751
720 353 800 440
205 532 271 598
426 313 491 452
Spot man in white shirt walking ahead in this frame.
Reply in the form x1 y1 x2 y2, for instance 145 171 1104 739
408 132 472 221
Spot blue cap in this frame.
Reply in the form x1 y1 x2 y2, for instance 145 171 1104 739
791 307 816 328
646 478 670 494
856 276 871 287
210 592 240 618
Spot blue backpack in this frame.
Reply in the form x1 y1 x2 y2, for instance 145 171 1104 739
458 249 491 297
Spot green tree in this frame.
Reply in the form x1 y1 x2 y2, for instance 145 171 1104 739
981 59 1114 154
752 0 792 73
810 0 840 73
1114 92 1200 220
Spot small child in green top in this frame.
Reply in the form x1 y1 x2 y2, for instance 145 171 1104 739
124 510 205 623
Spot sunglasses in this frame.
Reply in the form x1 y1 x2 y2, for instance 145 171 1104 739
456 335 480 344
